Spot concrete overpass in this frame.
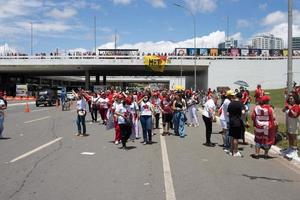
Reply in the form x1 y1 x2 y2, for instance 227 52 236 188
0 55 210 90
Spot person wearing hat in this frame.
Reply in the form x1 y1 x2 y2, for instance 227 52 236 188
251 95 277 159
219 90 234 150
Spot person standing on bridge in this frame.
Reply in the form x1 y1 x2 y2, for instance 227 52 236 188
0 92 7 139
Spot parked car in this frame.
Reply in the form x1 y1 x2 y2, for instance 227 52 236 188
36 89 59 107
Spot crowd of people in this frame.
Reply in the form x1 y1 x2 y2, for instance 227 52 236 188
0 84 299 161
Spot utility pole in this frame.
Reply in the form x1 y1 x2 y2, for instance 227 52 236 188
287 0 293 92
94 16 97 54
30 22 33 56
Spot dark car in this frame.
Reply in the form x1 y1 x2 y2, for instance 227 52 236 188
36 89 59 107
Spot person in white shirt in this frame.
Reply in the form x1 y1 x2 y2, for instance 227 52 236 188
99 93 109 125
139 94 153 144
76 94 88 136
202 96 217 146
219 90 234 149
91 92 99 122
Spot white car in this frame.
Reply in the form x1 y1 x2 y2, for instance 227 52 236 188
66 92 75 100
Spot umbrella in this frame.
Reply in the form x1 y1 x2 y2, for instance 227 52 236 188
234 80 249 88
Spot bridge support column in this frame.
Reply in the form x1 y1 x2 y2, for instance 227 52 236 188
85 70 90 90
95 75 100 85
103 76 106 86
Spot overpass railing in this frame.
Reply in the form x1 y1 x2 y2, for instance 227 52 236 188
0 55 300 61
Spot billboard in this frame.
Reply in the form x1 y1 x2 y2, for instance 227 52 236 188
209 48 218 56
230 48 240 56
249 49 261 56
270 49 282 56
175 48 187 56
240 49 249 56
261 50 270 57
199 48 209 56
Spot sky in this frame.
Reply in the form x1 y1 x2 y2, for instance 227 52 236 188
0 0 300 54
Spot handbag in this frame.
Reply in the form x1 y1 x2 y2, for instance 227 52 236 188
78 110 86 116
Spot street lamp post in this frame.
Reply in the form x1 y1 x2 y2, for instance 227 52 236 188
174 3 197 91
30 22 33 56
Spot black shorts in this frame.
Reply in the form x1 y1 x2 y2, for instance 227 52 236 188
229 126 243 139
162 113 173 123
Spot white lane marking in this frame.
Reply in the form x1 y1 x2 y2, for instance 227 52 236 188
160 133 176 200
80 152 95 155
8 102 35 107
31 108 52 113
9 137 63 163
24 116 51 124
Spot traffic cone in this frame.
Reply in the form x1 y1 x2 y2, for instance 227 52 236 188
24 102 30 113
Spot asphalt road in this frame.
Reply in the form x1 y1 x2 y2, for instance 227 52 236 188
0 103 300 200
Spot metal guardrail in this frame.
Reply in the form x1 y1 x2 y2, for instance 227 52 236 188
0 55 299 60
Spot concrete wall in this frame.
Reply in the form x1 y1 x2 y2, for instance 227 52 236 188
208 59 300 90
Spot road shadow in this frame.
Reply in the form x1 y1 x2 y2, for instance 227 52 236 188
118 146 137 150
242 174 298 183
0 137 11 140
250 154 276 160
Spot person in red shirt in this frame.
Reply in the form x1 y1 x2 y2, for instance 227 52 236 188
160 91 173 136
281 93 300 159
254 84 264 104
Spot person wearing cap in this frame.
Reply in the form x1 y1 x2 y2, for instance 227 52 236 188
281 93 300 159
251 95 277 159
111 94 123 145
219 90 234 150
138 94 154 144
0 92 7 139
227 92 246 157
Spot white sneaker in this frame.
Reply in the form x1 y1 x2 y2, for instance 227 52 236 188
115 141 119 145
281 147 292 155
223 149 230 153
233 151 243 157
286 150 299 159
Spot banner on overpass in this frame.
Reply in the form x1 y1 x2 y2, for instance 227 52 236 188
144 55 167 72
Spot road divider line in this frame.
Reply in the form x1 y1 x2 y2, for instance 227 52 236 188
160 132 176 200
24 116 51 124
31 108 52 113
9 137 63 163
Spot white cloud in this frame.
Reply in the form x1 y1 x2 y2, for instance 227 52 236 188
147 0 166 8
0 43 16 54
259 3 267 11
112 0 132 5
0 0 42 18
45 7 77 19
96 31 227 53
261 11 286 26
16 22 72 33
237 19 250 28
183 0 217 14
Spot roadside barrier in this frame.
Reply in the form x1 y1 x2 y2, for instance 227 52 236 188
6 96 36 101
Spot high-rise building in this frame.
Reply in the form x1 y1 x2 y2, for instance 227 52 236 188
218 38 238 49
292 37 300 49
252 34 283 49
